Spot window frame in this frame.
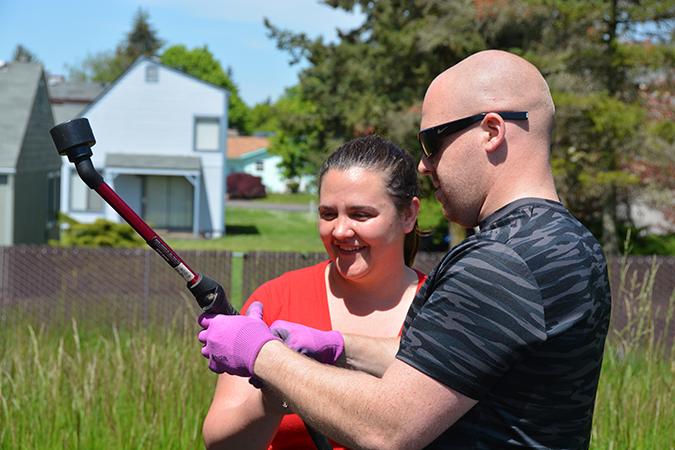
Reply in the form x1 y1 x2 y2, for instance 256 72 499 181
69 168 104 212
145 64 159 83
193 116 222 152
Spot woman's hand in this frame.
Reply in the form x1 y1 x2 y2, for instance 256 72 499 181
270 320 345 365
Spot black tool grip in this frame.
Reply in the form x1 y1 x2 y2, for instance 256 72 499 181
189 274 238 315
50 118 96 157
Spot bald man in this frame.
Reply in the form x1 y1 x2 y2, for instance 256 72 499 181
197 50 611 449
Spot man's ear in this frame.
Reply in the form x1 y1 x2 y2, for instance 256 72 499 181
481 113 506 153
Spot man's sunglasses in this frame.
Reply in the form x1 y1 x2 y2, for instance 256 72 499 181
417 111 528 159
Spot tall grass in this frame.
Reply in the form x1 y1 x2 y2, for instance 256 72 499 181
0 318 216 449
590 255 674 449
1 256 672 449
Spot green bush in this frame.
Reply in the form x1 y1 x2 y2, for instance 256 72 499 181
619 226 675 256
50 213 144 248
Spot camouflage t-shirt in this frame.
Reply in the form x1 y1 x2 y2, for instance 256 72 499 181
397 198 611 449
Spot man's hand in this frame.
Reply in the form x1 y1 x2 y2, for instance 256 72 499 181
270 320 344 365
198 301 278 376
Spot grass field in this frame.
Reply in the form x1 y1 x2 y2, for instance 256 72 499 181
165 196 446 253
167 207 324 253
1 317 672 449
251 192 317 204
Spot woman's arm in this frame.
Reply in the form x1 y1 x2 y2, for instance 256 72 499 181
202 373 288 450
269 321 400 378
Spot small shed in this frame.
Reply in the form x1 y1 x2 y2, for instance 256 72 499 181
0 61 61 245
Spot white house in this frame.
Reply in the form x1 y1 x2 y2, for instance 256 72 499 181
59 57 228 237
227 134 314 193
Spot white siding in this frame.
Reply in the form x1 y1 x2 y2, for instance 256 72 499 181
60 59 227 237
0 173 13 245
242 154 285 193
240 154 314 194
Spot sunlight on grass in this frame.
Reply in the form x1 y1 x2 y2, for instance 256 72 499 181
168 207 324 252
252 192 317 204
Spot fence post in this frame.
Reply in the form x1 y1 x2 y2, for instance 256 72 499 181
143 249 150 327
0 247 5 324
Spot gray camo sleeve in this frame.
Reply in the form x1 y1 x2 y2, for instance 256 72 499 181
397 240 547 400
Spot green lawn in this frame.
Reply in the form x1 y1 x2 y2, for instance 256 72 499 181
252 192 317 205
166 197 445 253
167 207 325 253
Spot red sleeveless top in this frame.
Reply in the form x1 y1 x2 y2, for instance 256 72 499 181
242 260 427 450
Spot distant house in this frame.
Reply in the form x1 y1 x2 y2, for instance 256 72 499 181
60 57 228 237
47 75 105 124
0 61 61 245
227 133 314 193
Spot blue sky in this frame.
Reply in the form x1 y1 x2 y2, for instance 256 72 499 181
0 0 363 105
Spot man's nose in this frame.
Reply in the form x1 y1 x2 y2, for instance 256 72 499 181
418 156 433 175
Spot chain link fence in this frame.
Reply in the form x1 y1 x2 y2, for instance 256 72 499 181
0 246 232 329
1 247 673 345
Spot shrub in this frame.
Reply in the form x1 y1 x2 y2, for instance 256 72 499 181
227 172 266 199
619 225 675 256
50 213 144 248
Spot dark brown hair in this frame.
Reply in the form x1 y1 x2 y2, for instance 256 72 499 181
318 135 421 266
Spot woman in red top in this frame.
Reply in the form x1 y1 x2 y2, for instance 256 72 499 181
202 135 426 450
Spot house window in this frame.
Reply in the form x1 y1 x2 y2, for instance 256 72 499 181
0 175 7 185
70 170 103 212
145 65 159 83
255 161 264 171
194 117 220 152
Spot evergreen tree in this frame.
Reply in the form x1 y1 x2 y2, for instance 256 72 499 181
12 44 39 63
69 8 164 83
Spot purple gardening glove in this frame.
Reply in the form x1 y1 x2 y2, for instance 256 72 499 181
270 320 345 365
198 301 279 376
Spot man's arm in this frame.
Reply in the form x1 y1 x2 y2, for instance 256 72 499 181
340 335 400 377
255 341 477 450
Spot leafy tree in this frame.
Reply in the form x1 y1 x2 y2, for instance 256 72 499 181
68 8 164 83
249 100 280 133
269 87 325 183
12 44 39 63
160 45 251 133
525 0 674 252
248 86 325 188
266 0 674 252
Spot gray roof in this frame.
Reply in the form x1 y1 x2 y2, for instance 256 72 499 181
52 103 88 124
106 153 202 171
48 79 106 124
47 79 106 102
0 62 42 168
